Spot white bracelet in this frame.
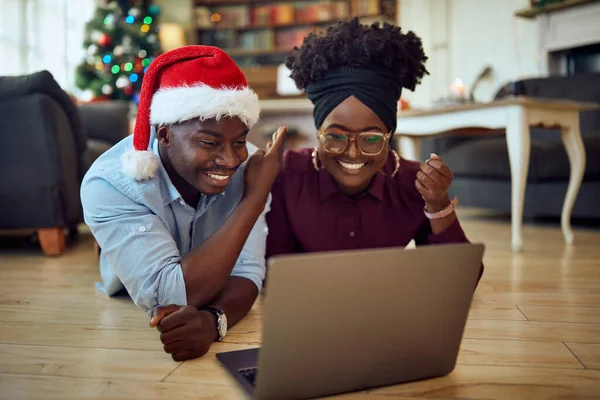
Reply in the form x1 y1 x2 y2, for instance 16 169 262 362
424 197 459 219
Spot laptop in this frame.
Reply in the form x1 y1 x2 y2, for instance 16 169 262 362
217 242 484 400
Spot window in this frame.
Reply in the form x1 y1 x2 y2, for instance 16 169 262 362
0 0 95 91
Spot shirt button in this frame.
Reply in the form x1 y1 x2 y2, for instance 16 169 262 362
138 226 146 232
349 231 355 237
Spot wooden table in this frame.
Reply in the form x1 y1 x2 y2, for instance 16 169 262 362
395 96 599 251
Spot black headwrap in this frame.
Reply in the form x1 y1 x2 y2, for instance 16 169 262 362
305 66 402 134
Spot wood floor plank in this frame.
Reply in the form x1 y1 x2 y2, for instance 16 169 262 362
470 292 600 308
518 305 600 324
0 373 246 400
0 344 177 381
565 343 600 370
164 342 259 385
368 365 600 399
464 319 600 343
0 291 136 311
0 321 162 351
467 304 527 321
458 339 583 369
0 304 148 328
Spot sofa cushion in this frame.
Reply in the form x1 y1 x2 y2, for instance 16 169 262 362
82 139 112 175
443 136 600 181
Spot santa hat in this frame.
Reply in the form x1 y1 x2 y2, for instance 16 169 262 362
121 45 260 180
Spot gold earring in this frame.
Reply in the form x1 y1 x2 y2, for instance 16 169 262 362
380 150 400 177
311 147 322 171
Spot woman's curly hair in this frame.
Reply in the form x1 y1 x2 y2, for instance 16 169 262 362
285 17 428 91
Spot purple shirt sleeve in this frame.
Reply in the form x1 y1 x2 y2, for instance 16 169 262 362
414 218 469 246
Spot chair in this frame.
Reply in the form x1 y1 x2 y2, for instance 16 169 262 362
0 70 130 255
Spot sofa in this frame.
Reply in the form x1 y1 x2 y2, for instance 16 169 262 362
0 70 130 255
421 73 600 221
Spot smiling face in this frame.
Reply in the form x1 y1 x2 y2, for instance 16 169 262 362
318 96 390 196
157 117 249 203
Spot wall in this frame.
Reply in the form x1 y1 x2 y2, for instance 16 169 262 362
399 0 543 108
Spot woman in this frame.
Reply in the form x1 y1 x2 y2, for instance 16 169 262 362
265 18 482 281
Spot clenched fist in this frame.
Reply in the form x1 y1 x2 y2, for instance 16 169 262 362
415 153 454 212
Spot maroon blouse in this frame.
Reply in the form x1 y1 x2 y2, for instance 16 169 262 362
265 148 476 259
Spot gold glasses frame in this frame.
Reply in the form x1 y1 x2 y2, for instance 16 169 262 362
316 128 392 156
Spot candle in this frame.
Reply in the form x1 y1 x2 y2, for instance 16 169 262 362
450 78 466 98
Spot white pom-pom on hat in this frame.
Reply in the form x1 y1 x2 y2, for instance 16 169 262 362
121 149 159 181
122 45 260 180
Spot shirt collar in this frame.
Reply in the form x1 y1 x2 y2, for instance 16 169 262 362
152 137 183 205
318 165 385 202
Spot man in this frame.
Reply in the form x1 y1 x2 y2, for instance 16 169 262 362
81 45 286 361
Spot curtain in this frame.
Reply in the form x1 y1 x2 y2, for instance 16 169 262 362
0 0 95 91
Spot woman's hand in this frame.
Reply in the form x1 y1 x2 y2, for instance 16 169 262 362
243 125 287 207
415 153 454 212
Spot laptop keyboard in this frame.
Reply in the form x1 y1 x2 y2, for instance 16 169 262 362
238 367 258 386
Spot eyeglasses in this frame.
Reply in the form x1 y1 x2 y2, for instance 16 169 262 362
317 128 391 156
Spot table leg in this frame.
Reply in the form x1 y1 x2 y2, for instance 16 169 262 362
506 107 530 251
560 116 585 245
397 136 422 161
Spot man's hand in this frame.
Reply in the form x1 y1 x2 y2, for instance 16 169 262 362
155 305 217 362
149 304 182 328
415 153 454 212
243 125 287 206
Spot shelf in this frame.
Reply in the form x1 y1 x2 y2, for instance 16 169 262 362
515 0 597 18
226 47 294 57
197 14 393 32
196 0 316 5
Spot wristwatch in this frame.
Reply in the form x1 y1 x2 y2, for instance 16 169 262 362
204 306 227 341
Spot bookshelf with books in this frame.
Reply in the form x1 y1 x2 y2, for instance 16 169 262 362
193 0 397 98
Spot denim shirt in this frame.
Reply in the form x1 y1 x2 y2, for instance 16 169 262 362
80 133 269 314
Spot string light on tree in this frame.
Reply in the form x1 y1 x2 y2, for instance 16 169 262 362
128 7 141 18
75 1 162 102
116 76 130 88
98 34 111 46
103 14 115 28
102 84 114 95
87 44 99 55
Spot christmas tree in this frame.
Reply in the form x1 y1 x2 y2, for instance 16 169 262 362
75 0 161 102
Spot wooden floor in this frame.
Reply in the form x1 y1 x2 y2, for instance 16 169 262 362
1 210 600 399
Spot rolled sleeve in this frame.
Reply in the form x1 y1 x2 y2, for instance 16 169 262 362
230 195 270 291
81 175 187 313
426 218 469 245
